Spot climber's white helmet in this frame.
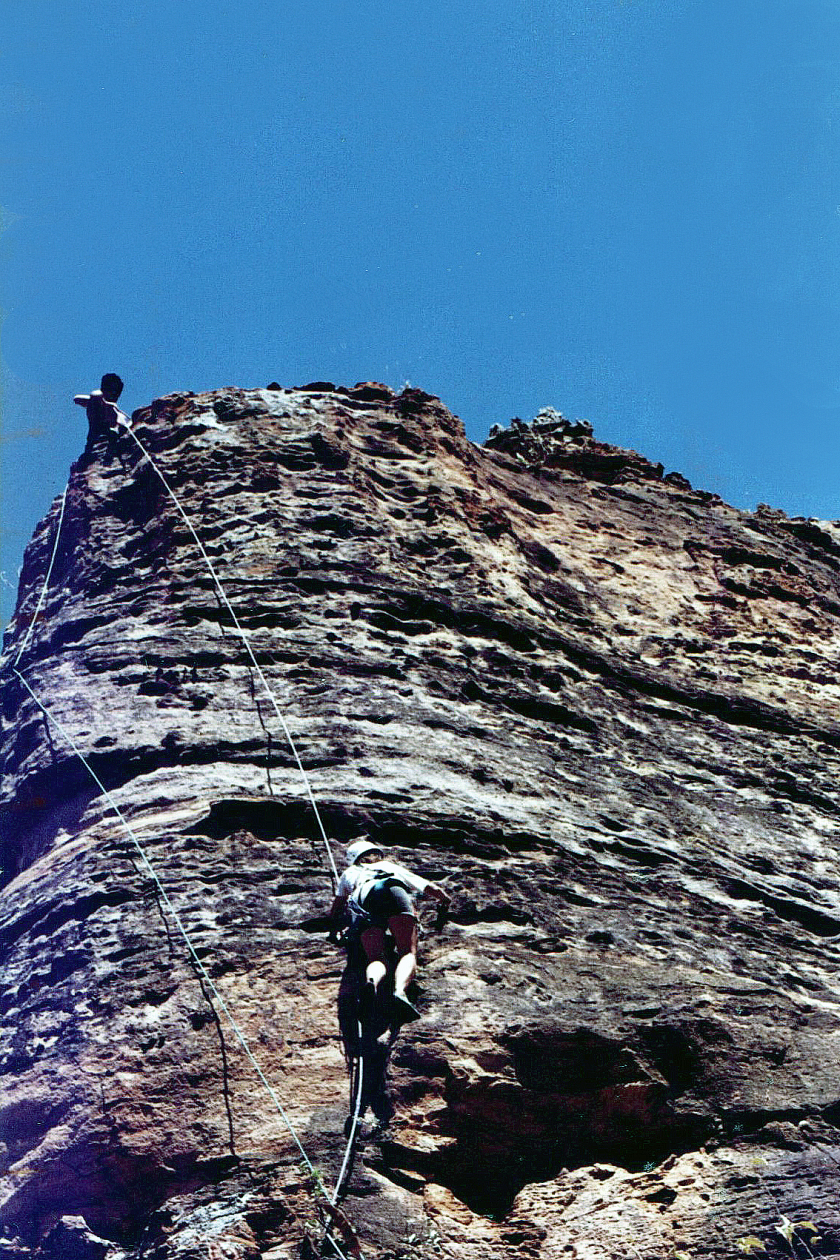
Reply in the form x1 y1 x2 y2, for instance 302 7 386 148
345 838 384 865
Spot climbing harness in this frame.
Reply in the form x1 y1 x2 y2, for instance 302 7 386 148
6 415 369 1259
341 894 374 941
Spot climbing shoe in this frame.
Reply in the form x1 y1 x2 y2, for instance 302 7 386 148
392 993 420 1025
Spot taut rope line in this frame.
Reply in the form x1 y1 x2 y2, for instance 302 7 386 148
10 667 361 1260
12 484 68 668
116 422 371 1218
120 423 340 889
334 1023 365 1205
5 420 363 1255
116 420 380 1227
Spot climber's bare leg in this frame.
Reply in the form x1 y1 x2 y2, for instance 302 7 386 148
360 926 387 992
389 914 419 999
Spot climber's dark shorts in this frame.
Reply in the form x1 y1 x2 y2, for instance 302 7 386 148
360 879 415 930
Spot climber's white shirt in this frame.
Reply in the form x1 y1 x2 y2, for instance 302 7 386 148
337 860 429 906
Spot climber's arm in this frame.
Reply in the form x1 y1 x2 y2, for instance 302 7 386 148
327 892 349 943
425 882 450 908
387 861 449 908
329 893 347 918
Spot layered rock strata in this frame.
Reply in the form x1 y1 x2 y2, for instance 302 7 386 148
1 381 839 1259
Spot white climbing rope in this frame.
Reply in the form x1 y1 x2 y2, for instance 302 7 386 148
334 1024 365 1204
13 484 68 668
11 667 361 1260
123 417 377 1236
120 424 340 888
8 415 362 1243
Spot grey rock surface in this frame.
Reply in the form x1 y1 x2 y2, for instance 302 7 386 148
1 381 839 1258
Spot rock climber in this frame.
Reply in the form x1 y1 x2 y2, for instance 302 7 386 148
330 838 450 1024
74 374 129 445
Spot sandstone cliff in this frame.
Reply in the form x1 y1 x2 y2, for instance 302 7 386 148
1 382 839 1260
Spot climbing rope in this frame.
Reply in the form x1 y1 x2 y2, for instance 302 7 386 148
10 422 338 886
12 484 68 668
11 668 362 1260
4 415 366 1256
119 423 340 889
334 1021 365 1204
116 419 388 1231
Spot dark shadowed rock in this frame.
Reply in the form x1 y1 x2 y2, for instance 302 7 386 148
38 1216 119 1259
1 385 840 1259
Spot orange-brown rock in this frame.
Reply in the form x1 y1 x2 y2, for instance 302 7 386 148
1 385 839 1259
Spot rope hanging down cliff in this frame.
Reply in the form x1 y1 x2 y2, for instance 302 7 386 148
6 406 365 1259
118 417 373 1229
11 670 363 1260
120 422 340 889
12 484 67 669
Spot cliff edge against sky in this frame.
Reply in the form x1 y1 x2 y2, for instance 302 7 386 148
1 382 839 1259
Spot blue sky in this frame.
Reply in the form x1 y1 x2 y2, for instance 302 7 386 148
2 1 840 623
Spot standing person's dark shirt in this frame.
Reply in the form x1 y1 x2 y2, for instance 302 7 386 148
74 391 121 442
74 375 128 446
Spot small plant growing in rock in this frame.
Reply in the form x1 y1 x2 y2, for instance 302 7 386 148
735 1157 823 1258
298 1161 326 1194
776 1215 820 1256
397 1224 444 1257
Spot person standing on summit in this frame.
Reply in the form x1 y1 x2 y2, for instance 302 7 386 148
74 373 129 445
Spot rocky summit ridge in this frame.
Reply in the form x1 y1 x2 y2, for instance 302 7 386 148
1 381 840 1260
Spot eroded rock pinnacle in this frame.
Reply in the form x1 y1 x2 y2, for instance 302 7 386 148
1 383 839 1258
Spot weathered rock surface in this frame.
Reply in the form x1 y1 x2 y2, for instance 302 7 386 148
1 381 840 1259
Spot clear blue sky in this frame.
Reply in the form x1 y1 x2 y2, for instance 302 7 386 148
2 1 840 623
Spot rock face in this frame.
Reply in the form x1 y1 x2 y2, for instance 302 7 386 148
2 382 840 1260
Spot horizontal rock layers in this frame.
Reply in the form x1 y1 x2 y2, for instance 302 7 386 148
1 381 839 1259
